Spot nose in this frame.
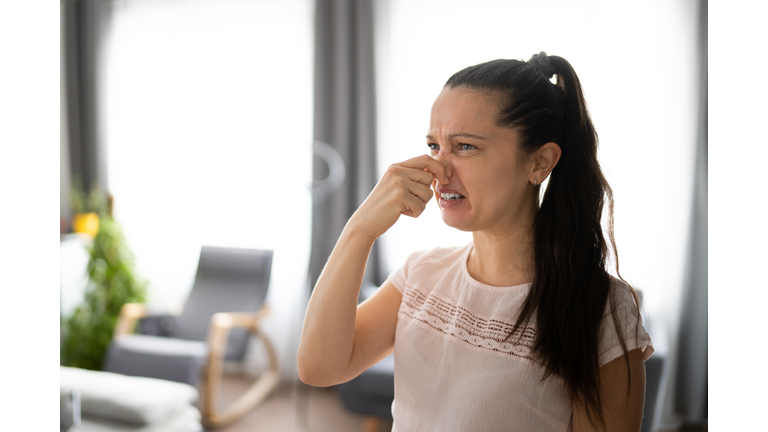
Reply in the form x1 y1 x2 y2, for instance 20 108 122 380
434 149 455 184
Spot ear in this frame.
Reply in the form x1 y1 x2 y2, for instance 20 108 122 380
530 142 561 184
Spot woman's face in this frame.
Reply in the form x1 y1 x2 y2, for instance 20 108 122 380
428 86 534 233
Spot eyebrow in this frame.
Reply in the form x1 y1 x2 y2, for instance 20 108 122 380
426 132 489 141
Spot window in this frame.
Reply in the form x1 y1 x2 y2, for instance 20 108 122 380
103 0 313 375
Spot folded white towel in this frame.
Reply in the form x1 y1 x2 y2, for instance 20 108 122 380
70 405 201 432
60 366 198 426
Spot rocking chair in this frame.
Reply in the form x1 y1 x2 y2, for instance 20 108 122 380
103 246 279 428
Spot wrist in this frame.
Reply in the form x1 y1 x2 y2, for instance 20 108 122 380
343 215 379 246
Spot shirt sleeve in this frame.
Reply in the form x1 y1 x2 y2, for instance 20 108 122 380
384 250 429 293
597 277 655 367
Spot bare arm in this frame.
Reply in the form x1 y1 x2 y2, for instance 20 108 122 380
573 348 647 432
296 228 402 386
297 155 448 387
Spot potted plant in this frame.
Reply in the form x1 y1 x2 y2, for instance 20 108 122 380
61 196 148 370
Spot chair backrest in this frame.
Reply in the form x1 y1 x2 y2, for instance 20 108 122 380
173 246 273 360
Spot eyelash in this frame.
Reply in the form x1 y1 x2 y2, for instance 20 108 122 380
427 143 476 151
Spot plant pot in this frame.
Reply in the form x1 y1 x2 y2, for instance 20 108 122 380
73 213 100 238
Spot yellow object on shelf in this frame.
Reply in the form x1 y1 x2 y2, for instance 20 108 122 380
73 213 100 238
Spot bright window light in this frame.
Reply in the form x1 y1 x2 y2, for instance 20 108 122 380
102 0 313 376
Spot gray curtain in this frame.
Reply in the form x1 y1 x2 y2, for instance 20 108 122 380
63 0 111 195
674 0 707 424
309 0 381 291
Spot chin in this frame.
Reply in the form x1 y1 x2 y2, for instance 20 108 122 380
440 212 475 232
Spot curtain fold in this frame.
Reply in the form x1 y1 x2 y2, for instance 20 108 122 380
309 0 381 292
674 0 708 424
63 0 111 194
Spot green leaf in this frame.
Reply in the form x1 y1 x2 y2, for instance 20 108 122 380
60 215 148 370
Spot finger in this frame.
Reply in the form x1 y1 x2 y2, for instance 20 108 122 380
431 178 441 209
400 154 448 183
386 164 435 186
400 193 428 218
405 181 434 203
410 168 436 186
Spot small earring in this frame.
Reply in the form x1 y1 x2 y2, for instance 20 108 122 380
533 177 538 187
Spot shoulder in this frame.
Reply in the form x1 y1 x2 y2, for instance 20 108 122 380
399 244 468 278
605 275 641 317
406 244 467 268
598 274 654 366
385 244 470 293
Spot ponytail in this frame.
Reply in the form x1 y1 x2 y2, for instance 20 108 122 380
445 53 640 431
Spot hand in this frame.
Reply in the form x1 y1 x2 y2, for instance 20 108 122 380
349 155 448 241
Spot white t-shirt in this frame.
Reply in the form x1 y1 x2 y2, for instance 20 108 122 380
385 243 654 432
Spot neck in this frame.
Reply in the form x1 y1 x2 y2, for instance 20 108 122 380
468 212 536 287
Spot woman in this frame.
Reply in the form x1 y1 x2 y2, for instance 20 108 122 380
298 52 653 432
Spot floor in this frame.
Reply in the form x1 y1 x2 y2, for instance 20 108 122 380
202 373 393 432
670 426 708 432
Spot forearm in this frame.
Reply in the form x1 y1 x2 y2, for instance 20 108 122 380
297 155 443 386
297 219 375 386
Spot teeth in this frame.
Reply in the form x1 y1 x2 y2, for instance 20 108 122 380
441 193 464 200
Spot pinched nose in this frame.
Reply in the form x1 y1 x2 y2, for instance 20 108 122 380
433 152 455 184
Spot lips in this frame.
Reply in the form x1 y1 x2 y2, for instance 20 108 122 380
436 187 466 198
436 188 466 209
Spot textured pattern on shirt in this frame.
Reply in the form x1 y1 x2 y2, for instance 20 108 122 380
400 285 540 364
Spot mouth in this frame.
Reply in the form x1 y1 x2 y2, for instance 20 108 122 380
438 191 466 209
440 192 465 200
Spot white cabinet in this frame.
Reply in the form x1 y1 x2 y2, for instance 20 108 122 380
60 234 91 317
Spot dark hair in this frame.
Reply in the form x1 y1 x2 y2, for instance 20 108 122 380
445 53 641 430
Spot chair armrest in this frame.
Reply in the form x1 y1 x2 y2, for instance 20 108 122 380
210 306 271 331
113 303 148 337
206 306 271 357
203 304 278 427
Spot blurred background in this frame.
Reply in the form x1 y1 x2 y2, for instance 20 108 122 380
58 0 706 431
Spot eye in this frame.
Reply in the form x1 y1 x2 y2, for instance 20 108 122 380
427 143 439 151
459 143 476 150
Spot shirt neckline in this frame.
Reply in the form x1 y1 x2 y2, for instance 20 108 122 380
460 242 533 291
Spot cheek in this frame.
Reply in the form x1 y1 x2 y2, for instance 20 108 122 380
451 160 487 189
459 161 517 202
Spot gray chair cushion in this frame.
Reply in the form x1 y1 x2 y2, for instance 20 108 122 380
136 313 176 338
102 335 208 387
643 355 665 432
173 247 272 360
102 247 273 389
338 354 395 419
641 310 669 432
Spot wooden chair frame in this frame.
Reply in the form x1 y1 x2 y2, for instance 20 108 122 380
114 303 280 428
